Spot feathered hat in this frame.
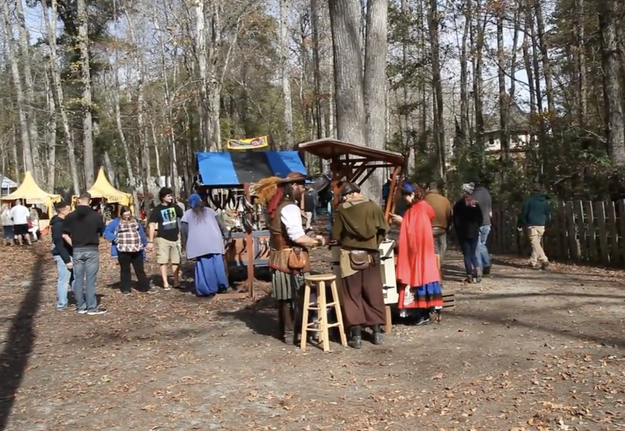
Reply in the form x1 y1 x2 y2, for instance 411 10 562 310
250 172 306 217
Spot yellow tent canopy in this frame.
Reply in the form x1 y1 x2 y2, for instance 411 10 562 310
79 168 133 208
0 171 62 217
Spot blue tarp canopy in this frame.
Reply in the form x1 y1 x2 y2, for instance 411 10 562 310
196 151 307 187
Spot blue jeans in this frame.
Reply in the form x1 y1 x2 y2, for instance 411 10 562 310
459 237 480 275
54 255 73 310
73 249 100 311
476 225 491 269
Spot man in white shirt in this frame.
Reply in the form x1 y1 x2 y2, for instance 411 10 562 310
10 200 31 245
253 172 325 345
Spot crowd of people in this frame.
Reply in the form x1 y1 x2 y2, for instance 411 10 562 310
48 187 230 314
1 173 552 352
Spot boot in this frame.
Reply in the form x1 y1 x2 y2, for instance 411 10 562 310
278 301 296 345
415 309 431 326
348 326 362 349
475 267 482 283
371 325 383 345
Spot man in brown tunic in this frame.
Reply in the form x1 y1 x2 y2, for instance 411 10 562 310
252 172 324 344
332 182 390 349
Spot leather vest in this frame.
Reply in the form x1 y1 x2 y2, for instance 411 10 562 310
268 199 311 273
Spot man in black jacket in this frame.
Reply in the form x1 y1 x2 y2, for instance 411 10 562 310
63 192 106 315
51 201 73 311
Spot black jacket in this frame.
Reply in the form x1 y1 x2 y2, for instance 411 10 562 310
453 198 484 240
51 215 73 263
62 205 105 249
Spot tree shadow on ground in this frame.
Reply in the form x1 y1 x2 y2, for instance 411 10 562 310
460 291 625 301
217 295 280 340
452 308 625 349
0 252 44 431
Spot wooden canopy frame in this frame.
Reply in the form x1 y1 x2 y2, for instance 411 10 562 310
298 138 405 216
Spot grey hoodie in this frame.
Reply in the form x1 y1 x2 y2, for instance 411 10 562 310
471 186 492 226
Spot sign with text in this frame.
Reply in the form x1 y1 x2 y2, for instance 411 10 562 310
226 135 269 151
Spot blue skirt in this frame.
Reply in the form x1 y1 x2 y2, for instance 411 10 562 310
195 254 228 296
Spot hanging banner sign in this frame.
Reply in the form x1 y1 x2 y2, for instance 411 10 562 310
226 135 269 150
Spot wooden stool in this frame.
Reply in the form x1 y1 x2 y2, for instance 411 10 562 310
301 274 347 352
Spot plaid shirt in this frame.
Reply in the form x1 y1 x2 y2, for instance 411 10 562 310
116 219 143 253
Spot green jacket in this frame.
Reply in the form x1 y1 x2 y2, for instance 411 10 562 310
521 193 551 227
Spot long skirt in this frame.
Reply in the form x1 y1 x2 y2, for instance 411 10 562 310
341 264 386 328
398 281 444 310
194 253 228 296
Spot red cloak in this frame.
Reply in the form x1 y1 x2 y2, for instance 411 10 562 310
396 200 440 287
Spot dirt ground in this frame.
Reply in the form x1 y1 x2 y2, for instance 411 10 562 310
1 237 625 431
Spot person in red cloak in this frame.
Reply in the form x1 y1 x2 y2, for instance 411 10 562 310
390 182 444 325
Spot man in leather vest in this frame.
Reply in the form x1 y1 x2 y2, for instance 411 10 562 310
332 182 389 349
253 172 325 345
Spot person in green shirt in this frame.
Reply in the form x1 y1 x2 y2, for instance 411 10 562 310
521 184 552 269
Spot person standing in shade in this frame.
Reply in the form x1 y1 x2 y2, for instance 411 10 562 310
470 177 493 275
10 200 31 245
51 201 73 311
424 181 452 263
63 192 107 315
146 187 184 289
521 184 552 269
1 204 14 246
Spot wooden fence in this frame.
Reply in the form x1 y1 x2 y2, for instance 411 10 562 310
489 200 625 267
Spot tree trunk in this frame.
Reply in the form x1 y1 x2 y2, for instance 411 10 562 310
427 0 445 178
311 0 323 139
363 0 388 197
77 0 95 188
280 0 294 147
43 0 79 194
599 0 625 164
113 79 140 214
1 2 33 175
125 11 151 213
459 1 470 139
44 68 57 191
194 0 209 151
13 0 42 181
471 0 487 142
574 0 587 126
534 0 555 115
328 0 367 145
497 2 509 161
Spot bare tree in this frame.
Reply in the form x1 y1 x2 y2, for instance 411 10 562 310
280 0 294 147
77 0 95 188
598 0 625 164
13 0 42 180
1 1 34 174
42 0 80 194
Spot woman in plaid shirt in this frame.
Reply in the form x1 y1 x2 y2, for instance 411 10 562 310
104 206 151 294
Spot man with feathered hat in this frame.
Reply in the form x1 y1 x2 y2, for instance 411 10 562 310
251 172 325 345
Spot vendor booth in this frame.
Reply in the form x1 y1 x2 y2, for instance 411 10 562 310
195 149 307 299
1 171 62 221
73 168 134 219
297 138 404 333
1 175 18 196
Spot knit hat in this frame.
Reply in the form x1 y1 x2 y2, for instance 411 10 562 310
461 183 475 195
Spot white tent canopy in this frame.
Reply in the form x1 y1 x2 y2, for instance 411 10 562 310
0 174 17 189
